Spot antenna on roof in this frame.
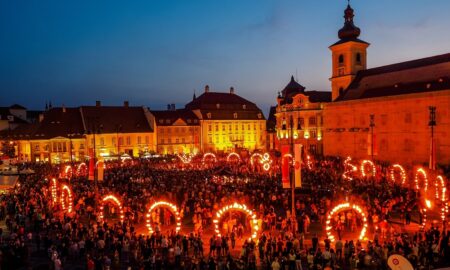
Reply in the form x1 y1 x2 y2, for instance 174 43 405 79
296 68 298 82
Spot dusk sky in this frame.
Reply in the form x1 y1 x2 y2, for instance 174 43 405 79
1 0 450 114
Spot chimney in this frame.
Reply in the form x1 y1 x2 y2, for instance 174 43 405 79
124 101 129 107
62 104 66 113
39 113 44 123
230 87 235 94
95 101 101 107
167 104 171 110
171 104 176 111
205 85 210 93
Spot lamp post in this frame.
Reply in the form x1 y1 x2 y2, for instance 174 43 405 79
428 106 436 170
67 133 75 165
369 114 375 161
87 117 102 196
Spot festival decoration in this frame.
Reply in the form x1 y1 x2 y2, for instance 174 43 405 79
342 157 358 180
360 160 376 178
435 175 448 222
213 202 259 239
202 153 217 164
99 195 124 223
146 201 181 234
60 184 73 213
226 152 241 163
177 153 194 164
51 178 58 204
77 163 87 176
389 164 406 185
64 165 73 179
326 203 368 242
414 168 429 228
305 155 313 170
249 153 262 166
95 160 106 169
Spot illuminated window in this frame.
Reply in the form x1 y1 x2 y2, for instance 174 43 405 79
112 137 116 146
208 135 212 143
310 130 316 138
118 137 123 146
242 124 245 130
222 125 225 131
236 124 239 130
207 113 212 119
243 104 246 109
168 138 171 143
145 136 149 144
137 136 141 144
181 138 185 143
100 138 105 146
215 125 218 131
233 112 238 119
257 113 262 119
159 119 163 123
176 138 179 143
79 143 84 150
126 136 131 145
253 123 256 130
208 125 212 132
187 119 191 123
216 103 220 109
229 124 232 131
165 119 170 124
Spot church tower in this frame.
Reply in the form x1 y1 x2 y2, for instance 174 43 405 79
329 2 369 101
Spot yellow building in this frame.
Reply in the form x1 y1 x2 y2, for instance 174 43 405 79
323 4 450 165
0 102 156 163
275 76 331 155
185 86 266 152
151 108 200 154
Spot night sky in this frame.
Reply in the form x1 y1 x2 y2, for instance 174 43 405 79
1 0 450 113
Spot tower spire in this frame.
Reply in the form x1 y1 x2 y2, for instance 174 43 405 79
338 1 361 40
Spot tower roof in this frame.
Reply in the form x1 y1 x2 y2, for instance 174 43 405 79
332 2 368 46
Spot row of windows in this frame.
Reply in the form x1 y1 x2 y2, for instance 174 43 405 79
207 134 264 143
158 119 198 124
92 136 150 147
160 138 193 144
208 123 264 132
33 142 85 153
281 116 318 127
338 53 362 65
159 127 198 133
206 112 263 119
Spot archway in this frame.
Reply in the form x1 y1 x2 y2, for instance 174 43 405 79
202 153 217 164
64 165 73 179
360 160 376 178
60 184 73 213
77 163 87 176
213 202 259 239
146 201 181 234
435 175 448 222
99 195 124 223
177 153 193 164
249 153 262 166
326 203 368 242
389 164 406 186
414 168 429 228
226 152 240 163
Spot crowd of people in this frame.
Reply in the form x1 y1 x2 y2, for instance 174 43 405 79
0 154 448 269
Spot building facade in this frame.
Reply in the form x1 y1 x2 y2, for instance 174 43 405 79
151 108 201 154
185 86 266 152
322 4 450 165
274 76 331 155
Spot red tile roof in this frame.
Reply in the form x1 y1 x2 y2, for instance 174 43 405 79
151 109 199 126
336 53 450 101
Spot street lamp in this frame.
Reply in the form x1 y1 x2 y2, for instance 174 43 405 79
428 106 436 170
369 114 375 161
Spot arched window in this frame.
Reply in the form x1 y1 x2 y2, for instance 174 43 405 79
356 53 361 64
338 54 344 64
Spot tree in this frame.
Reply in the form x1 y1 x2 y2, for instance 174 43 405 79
0 141 16 158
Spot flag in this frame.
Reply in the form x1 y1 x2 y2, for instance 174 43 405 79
281 145 290 189
367 133 377 156
429 137 436 170
88 148 95 181
97 160 104 181
294 144 302 188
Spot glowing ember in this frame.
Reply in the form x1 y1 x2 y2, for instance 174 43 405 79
51 178 58 205
176 153 194 164
146 201 181 234
64 165 73 179
213 202 259 239
360 160 376 178
77 163 87 176
326 203 368 242
99 195 124 223
414 168 428 192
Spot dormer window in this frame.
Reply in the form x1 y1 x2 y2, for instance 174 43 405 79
242 104 246 109
233 112 238 119
165 119 170 124
216 103 220 109
159 119 163 123
257 113 262 119
207 112 212 119
187 119 191 123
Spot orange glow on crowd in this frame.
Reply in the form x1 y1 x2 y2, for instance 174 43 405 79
213 202 259 239
146 201 181 234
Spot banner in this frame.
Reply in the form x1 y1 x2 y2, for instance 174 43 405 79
88 148 95 181
294 144 302 188
429 137 436 170
97 161 104 181
281 145 290 189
